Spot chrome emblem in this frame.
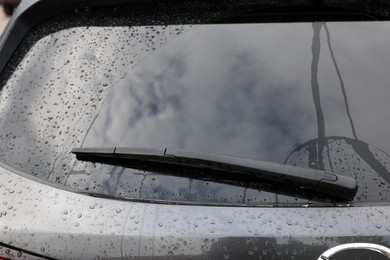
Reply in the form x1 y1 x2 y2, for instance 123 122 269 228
318 243 390 260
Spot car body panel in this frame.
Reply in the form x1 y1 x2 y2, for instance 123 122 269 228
1 164 390 259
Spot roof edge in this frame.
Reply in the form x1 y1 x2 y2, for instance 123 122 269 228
0 0 170 74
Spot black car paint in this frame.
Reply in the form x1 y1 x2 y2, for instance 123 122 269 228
0 0 390 259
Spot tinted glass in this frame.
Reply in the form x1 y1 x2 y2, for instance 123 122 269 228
1 2 390 205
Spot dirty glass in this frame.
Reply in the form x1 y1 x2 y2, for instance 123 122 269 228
1 2 390 205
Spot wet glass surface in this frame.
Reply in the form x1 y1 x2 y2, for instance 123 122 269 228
1 7 390 204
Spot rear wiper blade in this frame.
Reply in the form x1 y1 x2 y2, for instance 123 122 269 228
71 147 358 201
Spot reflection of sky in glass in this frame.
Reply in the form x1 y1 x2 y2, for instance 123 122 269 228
83 23 317 162
84 22 390 164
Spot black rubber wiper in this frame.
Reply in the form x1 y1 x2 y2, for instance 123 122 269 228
71 147 358 201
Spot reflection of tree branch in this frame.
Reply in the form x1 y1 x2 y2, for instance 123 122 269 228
325 141 334 172
347 138 390 185
114 167 125 195
324 23 358 140
139 174 147 198
311 22 325 170
242 187 247 204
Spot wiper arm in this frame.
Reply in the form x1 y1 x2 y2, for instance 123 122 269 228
71 147 358 201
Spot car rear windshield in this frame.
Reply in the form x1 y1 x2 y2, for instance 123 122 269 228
1 1 390 205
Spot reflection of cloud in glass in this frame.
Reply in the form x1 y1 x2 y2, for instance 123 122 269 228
83 22 390 165
84 24 317 162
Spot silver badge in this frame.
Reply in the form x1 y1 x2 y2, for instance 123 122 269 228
318 243 390 259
